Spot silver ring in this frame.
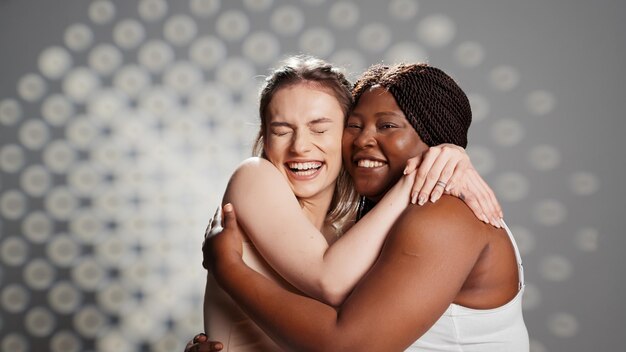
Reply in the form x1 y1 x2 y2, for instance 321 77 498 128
436 180 447 188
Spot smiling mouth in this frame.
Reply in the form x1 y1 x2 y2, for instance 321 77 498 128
356 159 386 168
287 161 323 176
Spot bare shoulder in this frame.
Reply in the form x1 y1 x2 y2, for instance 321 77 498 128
223 157 290 204
387 195 488 250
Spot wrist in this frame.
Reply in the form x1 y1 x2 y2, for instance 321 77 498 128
213 251 245 284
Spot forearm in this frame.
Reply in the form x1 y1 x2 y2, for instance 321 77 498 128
215 255 339 352
318 175 412 304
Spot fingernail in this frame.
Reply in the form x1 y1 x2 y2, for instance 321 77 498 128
499 218 506 228
492 218 501 228
482 214 489 223
411 192 418 204
403 167 409 175
430 191 441 203
418 195 426 206
224 203 233 212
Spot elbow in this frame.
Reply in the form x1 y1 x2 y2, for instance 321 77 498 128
318 277 349 307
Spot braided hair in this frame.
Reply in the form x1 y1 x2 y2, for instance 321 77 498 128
353 63 472 148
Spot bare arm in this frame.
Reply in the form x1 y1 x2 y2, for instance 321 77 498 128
211 198 488 352
221 157 414 305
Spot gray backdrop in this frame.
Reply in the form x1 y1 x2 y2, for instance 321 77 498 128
0 0 623 351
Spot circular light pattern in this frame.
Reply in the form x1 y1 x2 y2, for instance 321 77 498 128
329 49 366 81
74 306 108 337
96 330 134 352
44 187 79 220
190 0 220 17
521 283 541 310
163 61 203 94
189 35 227 70
88 44 123 76
299 27 335 57
328 1 359 29
18 119 49 150
122 308 160 340
72 258 106 290
358 23 392 52
17 73 47 102
489 65 521 91
495 172 530 202
2 283 30 313
42 94 75 126
389 0 419 21
63 67 101 103
526 90 556 116
69 211 104 243
416 14 456 47
65 116 98 149
139 87 179 117
0 190 27 220
540 254 572 282
467 93 490 121
67 162 101 195
244 0 273 12
1 333 29 352
113 65 151 98
97 282 128 314
48 281 83 314
164 14 198 46
23 259 56 290
189 83 233 117
88 0 116 25
113 19 146 49
64 23 94 51
384 42 428 66
0 237 29 266
50 331 82 352
270 5 304 36
0 144 25 172
491 118 525 146
87 89 129 119
46 234 81 267
529 144 561 171
43 140 77 174
533 199 567 226
22 211 53 243
569 171 599 195
216 10 250 41
466 145 495 175
38 46 73 80
455 41 485 67
242 31 281 65
547 312 579 338
216 58 255 90
138 0 169 22
138 40 176 73
574 227 599 252
0 98 22 126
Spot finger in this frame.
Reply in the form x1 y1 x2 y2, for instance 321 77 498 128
193 333 208 343
467 173 499 227
205 206 221 239
411 147 441 204
417 150 451 205
222 203 236 229
429 159 457 203
473 172 503 225
403 155 422 175
209 341 224 351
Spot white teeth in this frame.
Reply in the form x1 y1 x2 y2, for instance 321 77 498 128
357 159 385 168
288 162 322 171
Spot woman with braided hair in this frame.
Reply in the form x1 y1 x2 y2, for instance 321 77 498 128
200 63 529 351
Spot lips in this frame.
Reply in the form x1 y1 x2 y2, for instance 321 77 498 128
352 153 388 169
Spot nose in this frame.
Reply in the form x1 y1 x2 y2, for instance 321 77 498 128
290 130 313 154
352 125 376 149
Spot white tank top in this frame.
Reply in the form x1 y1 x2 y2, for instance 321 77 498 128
406 221 529 351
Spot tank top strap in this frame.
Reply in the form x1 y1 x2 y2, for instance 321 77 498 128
501 220 525 289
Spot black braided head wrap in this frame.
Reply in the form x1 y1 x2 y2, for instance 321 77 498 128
352 63 472 148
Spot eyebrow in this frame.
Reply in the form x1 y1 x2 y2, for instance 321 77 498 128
350 111 404 118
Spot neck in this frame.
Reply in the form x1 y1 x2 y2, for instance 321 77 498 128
298 186 335 231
